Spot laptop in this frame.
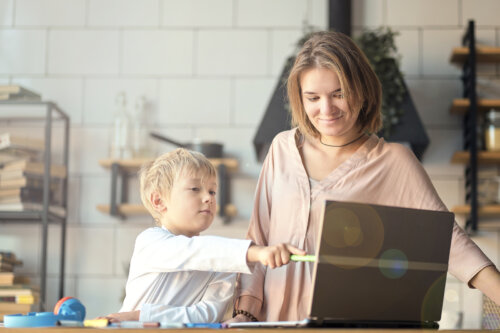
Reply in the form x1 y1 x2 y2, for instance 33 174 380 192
229 200 454 329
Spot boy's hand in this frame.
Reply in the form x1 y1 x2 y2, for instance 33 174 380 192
102 310 140 323
247 243 306 268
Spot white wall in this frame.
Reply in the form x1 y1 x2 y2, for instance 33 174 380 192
0 0 499 327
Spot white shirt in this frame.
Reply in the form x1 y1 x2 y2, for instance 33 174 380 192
120 227 252 323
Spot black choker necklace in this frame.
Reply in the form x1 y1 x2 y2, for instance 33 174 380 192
319 133 366 148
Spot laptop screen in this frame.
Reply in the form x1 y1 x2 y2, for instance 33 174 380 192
309 201 454 324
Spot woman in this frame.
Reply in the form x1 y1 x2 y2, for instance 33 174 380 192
230 31 500 323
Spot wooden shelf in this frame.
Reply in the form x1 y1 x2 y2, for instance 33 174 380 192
98 157 238 172
450 46 500 64
452 204 500 215
451 151 500 164
449 98 500 115
96 203 238 218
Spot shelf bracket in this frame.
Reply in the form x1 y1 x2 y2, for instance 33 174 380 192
110 163 127 219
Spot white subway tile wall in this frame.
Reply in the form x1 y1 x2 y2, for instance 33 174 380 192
0 0 14 26
162 0 233 28
88 0 160 27
15 0 86 27
386 0 459 27
48 30 120 75
0 0 499 326
122 30 194 75
0 30 46 74
197 30 268 76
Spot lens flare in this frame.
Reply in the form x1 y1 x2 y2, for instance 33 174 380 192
421 274 447 322
321 205 384 269
379 249 408 279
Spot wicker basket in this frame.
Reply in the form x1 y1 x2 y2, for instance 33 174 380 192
482 295 500 329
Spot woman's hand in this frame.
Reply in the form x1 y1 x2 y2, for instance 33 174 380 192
247 243 306 268
223 314 251 324
102 310 140 323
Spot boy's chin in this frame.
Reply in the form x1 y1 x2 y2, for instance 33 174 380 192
192 220 214 235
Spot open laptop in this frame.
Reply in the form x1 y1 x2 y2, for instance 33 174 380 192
229 200 454 329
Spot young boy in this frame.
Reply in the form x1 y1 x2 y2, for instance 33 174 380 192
105 148 304 323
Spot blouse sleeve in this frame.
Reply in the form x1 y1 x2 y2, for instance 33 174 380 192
236 140 277 314
388 144 495 285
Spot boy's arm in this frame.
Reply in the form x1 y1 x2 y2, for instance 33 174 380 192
136 229 252 274
139 273 235 323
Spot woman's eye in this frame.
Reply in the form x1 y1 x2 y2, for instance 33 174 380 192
209 190 217 196
307 97 319 102
332 93 344 99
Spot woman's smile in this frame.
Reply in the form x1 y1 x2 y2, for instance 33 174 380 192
318 114 344 123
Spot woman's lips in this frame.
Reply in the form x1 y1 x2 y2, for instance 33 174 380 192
319 115 343 123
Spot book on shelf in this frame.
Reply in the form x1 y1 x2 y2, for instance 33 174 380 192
478 166 499 179
0 187 62 205
0 133 44 152
0 285 38 292
0 85 41 101
0 288 37 297
0 293 38 304
0 302 32 313
1 160 67 179
0 151 38 167
0 202 66 217
0 176 62 190
0 262 13 273
0 253 23 267
0 272 30 286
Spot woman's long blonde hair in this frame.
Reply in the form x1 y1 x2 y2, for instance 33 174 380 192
287 31 382 138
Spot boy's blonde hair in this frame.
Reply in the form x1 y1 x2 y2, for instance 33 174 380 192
139 148 217 222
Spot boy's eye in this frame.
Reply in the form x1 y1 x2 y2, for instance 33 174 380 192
209 190 217 196
190 187 200 192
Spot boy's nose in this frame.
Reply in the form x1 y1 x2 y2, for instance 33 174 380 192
203 193 213 203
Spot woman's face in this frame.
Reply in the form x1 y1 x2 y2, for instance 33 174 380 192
300 67 361 140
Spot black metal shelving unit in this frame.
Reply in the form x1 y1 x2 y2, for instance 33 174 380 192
459 21 478 232
0 100 69 310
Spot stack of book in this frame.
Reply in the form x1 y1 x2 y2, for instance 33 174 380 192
0 252 37 321
478 166 500 205
0 85 41 101
0 133 66 217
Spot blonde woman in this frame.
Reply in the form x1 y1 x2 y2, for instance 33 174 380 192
230 31 500 323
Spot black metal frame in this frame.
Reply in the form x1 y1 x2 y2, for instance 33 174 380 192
110 163 128 219
460 20 478 232
0 101 69 310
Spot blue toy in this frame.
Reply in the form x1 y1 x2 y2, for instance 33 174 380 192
4 296 86 328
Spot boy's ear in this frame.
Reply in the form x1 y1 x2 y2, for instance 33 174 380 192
150 192 167 212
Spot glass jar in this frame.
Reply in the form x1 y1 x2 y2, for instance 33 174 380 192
109 92 133 159
485 109 500 151
131 96 151 158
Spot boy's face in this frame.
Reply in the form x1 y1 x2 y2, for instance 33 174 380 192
161 172 217 237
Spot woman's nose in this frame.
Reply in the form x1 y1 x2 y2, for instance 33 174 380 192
320 97 334 114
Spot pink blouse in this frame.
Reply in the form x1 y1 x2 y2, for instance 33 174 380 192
237 128 493 321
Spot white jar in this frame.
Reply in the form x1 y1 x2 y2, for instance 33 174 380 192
109 92 133 159
485 109 500 151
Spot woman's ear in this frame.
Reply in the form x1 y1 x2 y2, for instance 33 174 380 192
150 192 167 213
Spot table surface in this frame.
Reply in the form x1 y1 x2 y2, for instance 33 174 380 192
0 328 486 332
